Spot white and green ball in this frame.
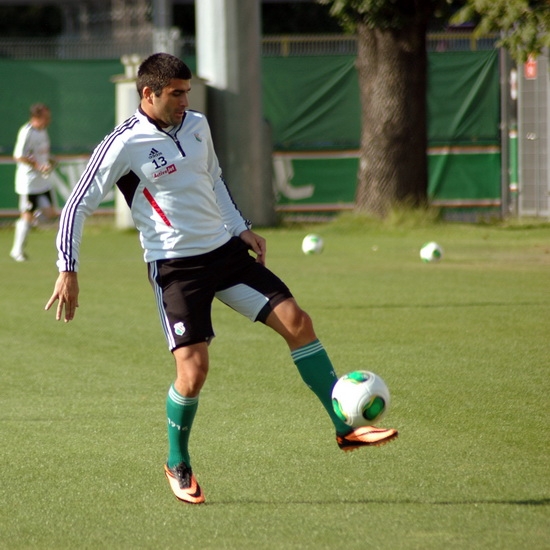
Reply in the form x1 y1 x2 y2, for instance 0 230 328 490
420 241 443 262
301 234 324 254
332 370 390 427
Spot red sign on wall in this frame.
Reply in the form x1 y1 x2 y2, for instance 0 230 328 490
524 55 537 80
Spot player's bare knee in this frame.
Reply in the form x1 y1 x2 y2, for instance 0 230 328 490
283 306 316 347
295 308 314 338
174 367 207 397
271 300 315 341
173 345 209 396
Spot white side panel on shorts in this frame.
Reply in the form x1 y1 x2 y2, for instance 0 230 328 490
215 283 268 322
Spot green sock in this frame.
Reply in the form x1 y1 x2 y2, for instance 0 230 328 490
166 384 199 468
291 340 350 435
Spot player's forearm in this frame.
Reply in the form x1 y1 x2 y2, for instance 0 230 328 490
214 178 251 236
56 204 87 272
15 155 39 169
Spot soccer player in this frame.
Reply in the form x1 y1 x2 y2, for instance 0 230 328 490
45 53 397 504
10 103 56 262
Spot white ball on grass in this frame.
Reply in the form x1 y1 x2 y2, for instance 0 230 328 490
302 234 324 254
420 241 443 262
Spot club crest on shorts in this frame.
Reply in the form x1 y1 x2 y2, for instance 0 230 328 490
173 322 186 336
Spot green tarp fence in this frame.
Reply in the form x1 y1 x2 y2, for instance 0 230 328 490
0 50 500 214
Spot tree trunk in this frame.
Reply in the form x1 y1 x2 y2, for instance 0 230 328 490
355 21 428 217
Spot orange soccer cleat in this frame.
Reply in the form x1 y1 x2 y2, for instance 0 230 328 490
164 463 205 504
336 425 398 451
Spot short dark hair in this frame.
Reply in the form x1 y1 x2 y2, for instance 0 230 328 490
136 53 192 98
30 103 50 118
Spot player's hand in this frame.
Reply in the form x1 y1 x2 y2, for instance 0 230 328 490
45 271 80 322
40 163 52 176
40 159 57 176
239 229 266 265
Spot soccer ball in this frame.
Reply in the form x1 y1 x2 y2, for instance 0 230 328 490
332 370 390 427
302 234 324 254
420 241 443 262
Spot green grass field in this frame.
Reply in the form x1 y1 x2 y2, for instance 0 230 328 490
1 215 549 549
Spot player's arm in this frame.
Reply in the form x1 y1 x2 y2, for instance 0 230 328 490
213 178 265 263
201 116 264 262
14 155 40 170
15 155 53 174
42 157 57 175
13 126 33 167
46 137 129 320
45 271 79 322
13 127 43 170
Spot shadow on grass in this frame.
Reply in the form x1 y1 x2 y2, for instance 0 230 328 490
206 497 550 507
323 301 547 310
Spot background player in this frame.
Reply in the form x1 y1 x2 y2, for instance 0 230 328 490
10 103 56 262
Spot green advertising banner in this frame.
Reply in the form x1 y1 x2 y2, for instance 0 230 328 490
265 50 500 210
0 59 123 156
262 55 360 151
0 50 500 216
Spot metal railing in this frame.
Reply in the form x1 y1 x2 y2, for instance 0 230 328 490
262 34 358 56
0 32 498 60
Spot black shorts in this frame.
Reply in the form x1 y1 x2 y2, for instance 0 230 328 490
148 237 293 351
19 190 54 213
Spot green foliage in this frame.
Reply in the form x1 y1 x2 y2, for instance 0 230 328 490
318 0 550 63
316 0 452 31
452 0 550 62
0 219 549 548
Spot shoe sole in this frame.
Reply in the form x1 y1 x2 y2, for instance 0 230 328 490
164 465 205 504
338 430 399 452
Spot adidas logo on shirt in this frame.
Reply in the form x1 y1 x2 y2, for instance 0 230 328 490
148 148 162 159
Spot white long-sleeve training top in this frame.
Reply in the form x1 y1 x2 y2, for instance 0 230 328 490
56 108 250 272
13 122 52 195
